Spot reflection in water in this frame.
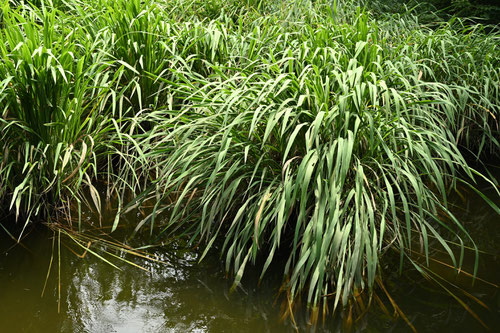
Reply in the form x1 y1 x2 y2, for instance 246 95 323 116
0 227 293 333
0 173 499 332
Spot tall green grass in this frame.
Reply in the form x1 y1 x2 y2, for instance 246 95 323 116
1 0 499 323
127 3 500 311
0 2 116 226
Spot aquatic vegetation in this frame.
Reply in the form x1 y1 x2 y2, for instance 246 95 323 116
0 2 116 225
0 0 499 326
132 5 500 312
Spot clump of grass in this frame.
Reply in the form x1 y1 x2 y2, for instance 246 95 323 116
119 0 500 316
0 2 118 227
376 10 500 157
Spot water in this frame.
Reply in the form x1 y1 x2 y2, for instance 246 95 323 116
0 225 293 332
0 176 499 332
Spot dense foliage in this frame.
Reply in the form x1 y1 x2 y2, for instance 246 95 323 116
372 0 500 25
0 0 499 317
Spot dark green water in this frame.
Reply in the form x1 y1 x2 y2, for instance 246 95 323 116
0 177 499 332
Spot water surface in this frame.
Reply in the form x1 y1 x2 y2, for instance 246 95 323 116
0 175 499 332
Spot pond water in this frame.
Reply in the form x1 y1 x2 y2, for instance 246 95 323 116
0 174 499 332
0 224 293 333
